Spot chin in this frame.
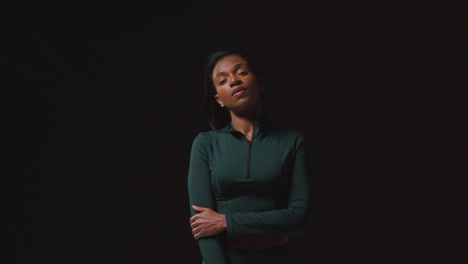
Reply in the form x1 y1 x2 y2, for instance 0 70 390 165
231 100 257 113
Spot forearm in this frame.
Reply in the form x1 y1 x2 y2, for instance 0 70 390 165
226 201 310 239
197 236 229 264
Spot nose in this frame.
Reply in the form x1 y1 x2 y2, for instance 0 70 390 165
229 74 242 87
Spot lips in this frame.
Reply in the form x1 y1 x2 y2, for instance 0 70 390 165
232 87 247 96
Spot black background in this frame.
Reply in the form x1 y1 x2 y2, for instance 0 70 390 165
10 1 465 264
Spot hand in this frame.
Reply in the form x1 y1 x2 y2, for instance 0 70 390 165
190 205 227 240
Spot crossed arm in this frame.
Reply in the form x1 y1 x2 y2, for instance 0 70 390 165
187 132 311 263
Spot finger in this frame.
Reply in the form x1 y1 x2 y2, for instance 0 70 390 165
194 231 204 240
191 220 199 229
189 215 197 224
196 231 205 239
192 205 205 212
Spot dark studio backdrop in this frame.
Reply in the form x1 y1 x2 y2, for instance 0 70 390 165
10 1 465 264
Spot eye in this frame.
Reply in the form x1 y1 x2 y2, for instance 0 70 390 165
219 80 227 85
239 71 248 76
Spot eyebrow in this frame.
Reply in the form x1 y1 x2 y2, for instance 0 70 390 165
214 63 249 78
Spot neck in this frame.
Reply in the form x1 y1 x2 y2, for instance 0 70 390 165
229 105 263 142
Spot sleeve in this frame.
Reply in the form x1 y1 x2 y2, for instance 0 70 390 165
187 133 229 264
225 131 312 239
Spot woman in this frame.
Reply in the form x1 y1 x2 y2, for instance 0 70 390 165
187 48 311 264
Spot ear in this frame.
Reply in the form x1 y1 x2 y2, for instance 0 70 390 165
214 94 224 107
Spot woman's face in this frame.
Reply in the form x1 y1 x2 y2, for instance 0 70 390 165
212 55 262 112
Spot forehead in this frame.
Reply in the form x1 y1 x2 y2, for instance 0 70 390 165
212 55 249 78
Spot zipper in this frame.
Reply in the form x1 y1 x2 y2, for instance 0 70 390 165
246 139 252 178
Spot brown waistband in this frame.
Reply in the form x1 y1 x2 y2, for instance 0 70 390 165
227 235 289 250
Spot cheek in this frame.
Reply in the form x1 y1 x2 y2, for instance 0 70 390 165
217 87 232 100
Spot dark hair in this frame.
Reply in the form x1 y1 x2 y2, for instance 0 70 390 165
203 48 262 130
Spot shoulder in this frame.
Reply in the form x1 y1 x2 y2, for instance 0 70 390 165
286 129 306 149
290 129 305 141
268 127 306 153
191 130 222 148
278 129 307 157
269 126 305 141
189 132 213 156
192 131 211 145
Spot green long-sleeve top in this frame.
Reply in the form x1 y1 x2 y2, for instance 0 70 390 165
187 117 311 264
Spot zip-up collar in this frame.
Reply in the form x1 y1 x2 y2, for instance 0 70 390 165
224 113 270 140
